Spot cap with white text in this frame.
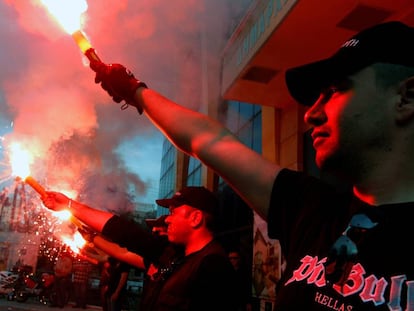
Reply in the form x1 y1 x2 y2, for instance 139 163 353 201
285 21 414 106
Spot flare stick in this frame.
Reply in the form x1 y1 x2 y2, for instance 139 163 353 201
71 30 102 63
24 176 83 228
24 176 47 197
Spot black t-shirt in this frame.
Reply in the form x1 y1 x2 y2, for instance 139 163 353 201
268 169 414 310
102 216 169 265
141 237 183 310
103 216 238 311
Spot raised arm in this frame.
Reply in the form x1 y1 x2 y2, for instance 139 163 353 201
91 63 282 220
140 88 280 219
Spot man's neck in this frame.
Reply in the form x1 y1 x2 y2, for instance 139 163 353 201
185 234 213 256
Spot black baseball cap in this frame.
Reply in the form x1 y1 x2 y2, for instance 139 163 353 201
285 21 414 106
145 215 168 228
156 186 218 215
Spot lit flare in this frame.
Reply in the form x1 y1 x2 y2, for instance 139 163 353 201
9 143 45 195
9 143 89 255
9 143 84 228
40 0 102 63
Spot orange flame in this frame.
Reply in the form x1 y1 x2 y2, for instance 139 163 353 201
9 143 47 196
40 0 88 34
61 231 87 254
9 143 32 179
55 210 84 228
8 143 87 255
39 0 101 62
54 210 72 221
50 211 87 254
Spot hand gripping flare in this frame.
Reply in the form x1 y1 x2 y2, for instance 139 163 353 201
90 60 147 114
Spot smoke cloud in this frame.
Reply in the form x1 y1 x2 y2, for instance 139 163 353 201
0 0 249 212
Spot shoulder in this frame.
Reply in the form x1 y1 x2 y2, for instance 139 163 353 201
198 244 233 270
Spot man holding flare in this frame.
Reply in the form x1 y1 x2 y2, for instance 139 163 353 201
85 21 414 310
41 187 238 311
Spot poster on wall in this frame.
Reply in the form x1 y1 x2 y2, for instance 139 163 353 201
252 212 285 302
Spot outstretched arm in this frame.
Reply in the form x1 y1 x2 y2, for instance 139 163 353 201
41 191 113 232
91 235 145 269
139 88 280 220
91 62 282 220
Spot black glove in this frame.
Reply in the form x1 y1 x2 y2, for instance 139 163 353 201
78 226 98 243
90 60 147 114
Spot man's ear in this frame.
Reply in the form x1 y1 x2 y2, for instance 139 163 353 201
396 77 414 125
190 209 203 228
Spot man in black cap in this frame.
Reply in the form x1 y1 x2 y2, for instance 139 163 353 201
88 20 414 310
155 186 219 249
41 187 238 311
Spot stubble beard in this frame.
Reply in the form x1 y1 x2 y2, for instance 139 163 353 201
317 146 359 183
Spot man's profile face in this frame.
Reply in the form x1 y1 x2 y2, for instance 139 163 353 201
304 66 391 174
165 205 194 244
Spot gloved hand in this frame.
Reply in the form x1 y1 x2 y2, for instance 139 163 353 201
78 226 98 243
90 60 147 114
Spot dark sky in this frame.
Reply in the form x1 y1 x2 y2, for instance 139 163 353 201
0 0 249 212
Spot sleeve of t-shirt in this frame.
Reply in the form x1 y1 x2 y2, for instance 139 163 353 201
102 215 167 262
267 169 307 240
267 169 333 242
